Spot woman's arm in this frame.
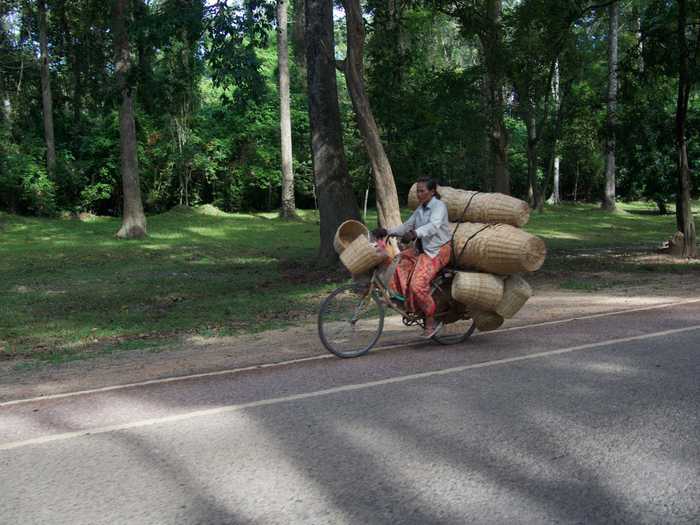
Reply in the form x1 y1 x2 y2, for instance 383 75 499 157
387 211 417 237
415 201 447 239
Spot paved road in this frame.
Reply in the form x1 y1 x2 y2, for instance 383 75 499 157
1 302 699 524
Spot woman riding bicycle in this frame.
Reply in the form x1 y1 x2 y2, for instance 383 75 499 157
373 177 452 338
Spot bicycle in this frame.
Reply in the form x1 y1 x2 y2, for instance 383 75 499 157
317 246 476 358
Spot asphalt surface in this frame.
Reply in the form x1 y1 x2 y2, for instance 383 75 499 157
1 302 699 524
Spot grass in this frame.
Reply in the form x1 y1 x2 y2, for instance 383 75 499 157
0 207 343 360
0 200 698 361
523 201 700 250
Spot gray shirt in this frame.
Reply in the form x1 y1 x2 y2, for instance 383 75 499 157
388 196 452 258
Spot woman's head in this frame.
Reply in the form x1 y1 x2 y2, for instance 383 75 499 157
416 177 440 205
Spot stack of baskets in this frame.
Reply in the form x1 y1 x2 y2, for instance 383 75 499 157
334 219 387 276
407 184 545 331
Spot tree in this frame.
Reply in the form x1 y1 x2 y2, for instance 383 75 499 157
339 0 401 229
482 0 509 194
673 0 697 256
113 0 147 238
277 0 296 219
306 0 360 262
602 0 618 211
547 60 562 205
37 0 56 178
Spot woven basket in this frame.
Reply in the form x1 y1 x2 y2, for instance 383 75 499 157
451 271 504 311
408 183 530 227
339 236 387 275
472 311 504 332
449 222 546 274
494 274 532 319
334 220 369 255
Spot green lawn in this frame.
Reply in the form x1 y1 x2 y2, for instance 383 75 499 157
0 201 697 361
523 201 699 250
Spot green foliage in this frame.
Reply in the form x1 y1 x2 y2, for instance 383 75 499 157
366 7 487 198
0 0 698 219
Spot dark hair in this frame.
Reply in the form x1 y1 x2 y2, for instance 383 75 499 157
416 177 441 199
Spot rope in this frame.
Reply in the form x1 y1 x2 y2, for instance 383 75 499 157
449 191 481 268
454 224 492 269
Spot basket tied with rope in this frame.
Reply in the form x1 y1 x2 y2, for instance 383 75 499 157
408 183 531 227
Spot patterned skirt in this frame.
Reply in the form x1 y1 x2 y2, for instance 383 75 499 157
389 243 452 318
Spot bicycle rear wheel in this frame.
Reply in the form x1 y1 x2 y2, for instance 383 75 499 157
318 283 385 358
432 318 476 345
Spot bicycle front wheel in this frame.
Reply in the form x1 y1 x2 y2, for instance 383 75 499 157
318 283 385 358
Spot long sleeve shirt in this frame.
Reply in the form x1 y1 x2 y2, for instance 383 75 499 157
388 196 452 258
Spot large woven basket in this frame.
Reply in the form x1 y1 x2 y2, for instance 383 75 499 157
451 271 504 311
449 222 546 274
494 274 533 319
408 183 530 227
473 311 504 332
339 236 387 275
334 220 369 255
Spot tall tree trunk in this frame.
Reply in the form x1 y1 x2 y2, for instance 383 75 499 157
340 0 401 229
113 0 147 239
306 0 360 263
674 0 697 257
547 60 561 205
480 0 510 195
525 105 542 211
602 0 618 211
38 0 56 178
278 0 296 219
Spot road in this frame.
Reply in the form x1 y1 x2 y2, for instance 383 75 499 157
1 301 699 524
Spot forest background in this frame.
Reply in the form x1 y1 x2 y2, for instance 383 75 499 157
0 0 698 254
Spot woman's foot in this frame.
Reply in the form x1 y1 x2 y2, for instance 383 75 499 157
421 320 443 338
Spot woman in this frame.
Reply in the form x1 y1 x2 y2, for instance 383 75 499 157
373 177 452 338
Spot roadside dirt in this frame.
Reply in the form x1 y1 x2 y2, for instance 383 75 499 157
1 261 699 403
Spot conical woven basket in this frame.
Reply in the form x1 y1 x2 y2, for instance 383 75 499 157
449 222 546 274
473 311 504 332
494 274 533 319
408 183 530 227
334 220 369 255
339 236 387 275
451 271 504 311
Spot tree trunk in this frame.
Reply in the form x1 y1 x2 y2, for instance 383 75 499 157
547 60 561 205
525 104 542 211
306 0 360 263
602 1 618 211
113 0 147 239
38 0 56 178
480 0 510 195
278 0 297 219
341 0 401 229
674 0 697 257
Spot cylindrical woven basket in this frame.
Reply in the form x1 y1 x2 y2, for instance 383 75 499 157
334 220 369 255
473 311 504 332
451 271 504 311
449 222 546 274
408 183 530 227
494 274 533 319
339 236 387 275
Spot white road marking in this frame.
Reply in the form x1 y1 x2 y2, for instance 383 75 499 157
1 323 699 452
2 297 699 408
